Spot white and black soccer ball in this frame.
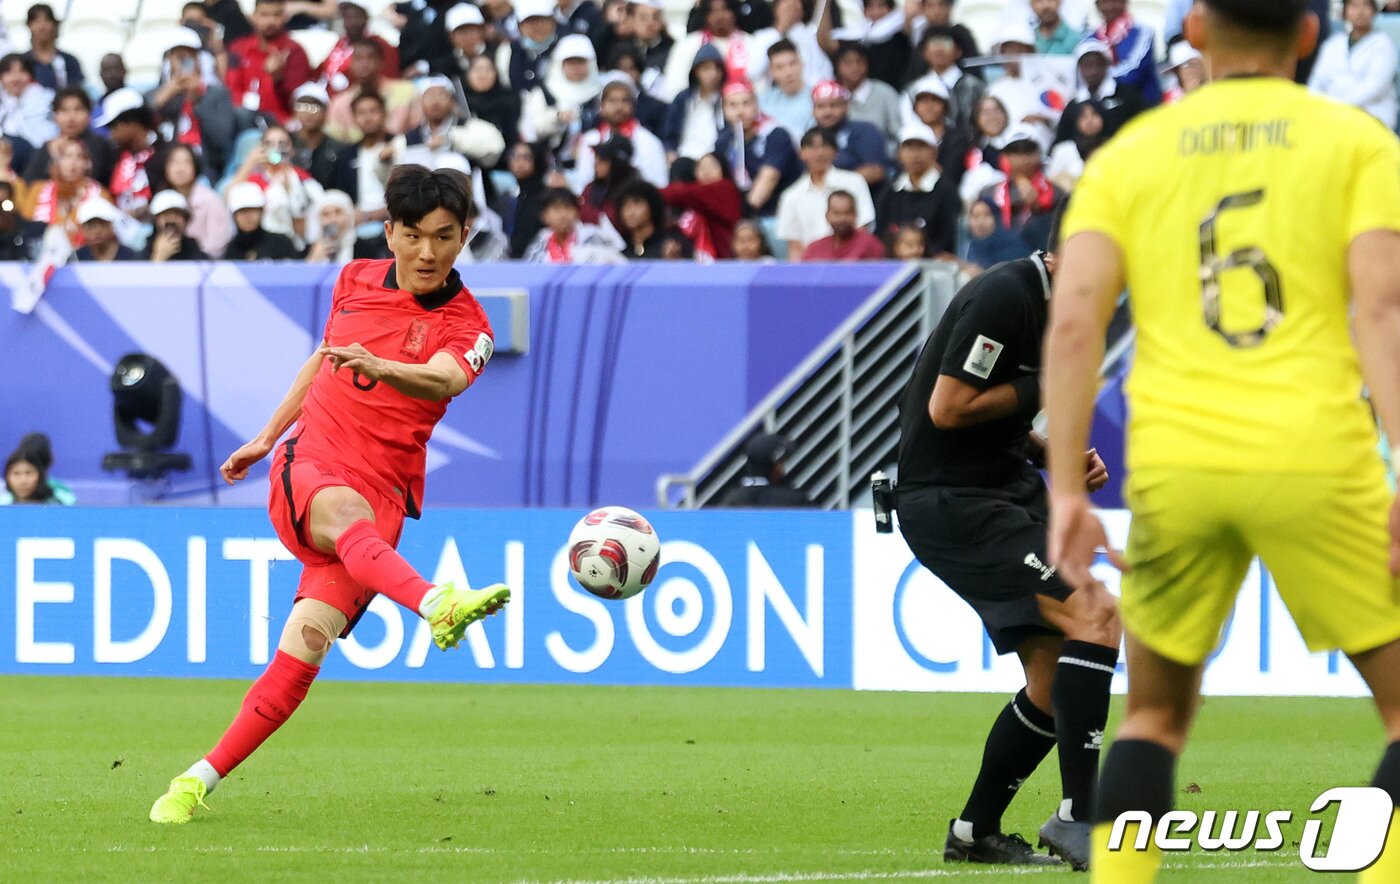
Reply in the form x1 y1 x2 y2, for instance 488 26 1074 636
566 506 661 600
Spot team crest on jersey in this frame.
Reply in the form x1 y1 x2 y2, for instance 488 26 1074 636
465 333 494 373
963 335 1004 379
401 318 431 358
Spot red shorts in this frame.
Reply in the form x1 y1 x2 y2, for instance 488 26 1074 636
268 440 406 629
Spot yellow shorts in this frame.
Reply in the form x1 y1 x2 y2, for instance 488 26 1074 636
1122 466 1400 666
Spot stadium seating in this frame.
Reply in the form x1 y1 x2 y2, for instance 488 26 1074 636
58 26 128 80
135 0 192 29
290 27 340 70
123 24 197 88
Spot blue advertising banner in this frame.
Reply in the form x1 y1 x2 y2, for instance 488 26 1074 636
0 507 850 689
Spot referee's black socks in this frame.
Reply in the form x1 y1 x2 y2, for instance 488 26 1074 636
957 689 1056 839
1053 640 1119 822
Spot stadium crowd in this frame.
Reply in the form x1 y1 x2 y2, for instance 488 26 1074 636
0 0 1377 269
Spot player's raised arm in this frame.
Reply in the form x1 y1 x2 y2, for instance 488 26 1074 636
220 345 326 484
320 344 472 401
1043 230 1128 585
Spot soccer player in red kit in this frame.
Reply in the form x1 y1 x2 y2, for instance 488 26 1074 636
149 165 511 824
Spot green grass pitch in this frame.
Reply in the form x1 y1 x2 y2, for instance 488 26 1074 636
0 676 1379 882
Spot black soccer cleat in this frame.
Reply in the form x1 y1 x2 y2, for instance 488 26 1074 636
1039 813 1091 871
943 820 1064 866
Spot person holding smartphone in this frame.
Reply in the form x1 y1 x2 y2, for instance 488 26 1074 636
148 30 240 178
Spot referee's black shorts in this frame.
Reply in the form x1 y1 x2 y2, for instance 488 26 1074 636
897 468 1074 655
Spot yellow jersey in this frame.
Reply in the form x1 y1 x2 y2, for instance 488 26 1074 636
1063 77 1400 475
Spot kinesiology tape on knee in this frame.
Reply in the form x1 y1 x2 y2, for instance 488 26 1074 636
278 607 345 658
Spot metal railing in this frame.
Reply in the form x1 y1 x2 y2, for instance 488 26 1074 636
657 262 960 510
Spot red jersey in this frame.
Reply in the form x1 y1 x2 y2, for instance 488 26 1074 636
291 259 494 517
225 32 313 123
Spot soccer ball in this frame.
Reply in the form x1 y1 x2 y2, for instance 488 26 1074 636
567 506 661 600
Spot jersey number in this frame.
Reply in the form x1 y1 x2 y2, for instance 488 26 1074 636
352 371 378 392
1199 190 1284 348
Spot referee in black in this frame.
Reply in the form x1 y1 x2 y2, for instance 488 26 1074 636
894 218 1121 870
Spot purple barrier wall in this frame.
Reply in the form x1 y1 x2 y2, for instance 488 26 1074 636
2 261 915 507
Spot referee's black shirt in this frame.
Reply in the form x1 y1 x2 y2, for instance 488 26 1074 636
896 255 1052 489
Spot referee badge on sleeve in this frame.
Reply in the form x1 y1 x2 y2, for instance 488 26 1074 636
963 335 1004 379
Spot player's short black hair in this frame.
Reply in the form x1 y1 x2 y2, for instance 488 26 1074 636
384 165 475 228
1202 0 1309 35
27 4 56 24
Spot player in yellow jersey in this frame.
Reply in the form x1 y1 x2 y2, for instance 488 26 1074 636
1042 0 1400 880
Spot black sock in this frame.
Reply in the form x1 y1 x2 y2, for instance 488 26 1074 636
1371 741 1400 804
959 689 1057 839
1093 739 1176 827
1053 640 1119 822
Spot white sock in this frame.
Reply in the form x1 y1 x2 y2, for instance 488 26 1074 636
184 759 221 794
417 585 448 619
952 819 976 842
1058 798 1075 822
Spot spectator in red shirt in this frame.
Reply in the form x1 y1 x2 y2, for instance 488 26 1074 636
224 0 313 124
801 190 885 261
319 0 400 96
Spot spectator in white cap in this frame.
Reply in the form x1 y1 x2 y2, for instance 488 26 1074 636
908 26 984 131
663 0 757 101
874 121 958 257
21 4 82 91
290 82 350 191
1161 40 1204 104
305 188 385 261
224 179 301 259
572 76 668 191
0 54 57 148
98 86 161 220
152 142 232 257
524 33 601 160
1052 39 1143 144
446 3 490 81
973 124 1062 251
73 198 136 261
498 0 562 93
395 75 505 171
227 124 325 247
142 189 208 260
147 27 239 177
1310 0 1398 126
903 75 972 191
984 19 1061 145
319 0 401 96
326 38 421 142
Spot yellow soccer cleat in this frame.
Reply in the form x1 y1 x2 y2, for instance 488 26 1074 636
426 582 511 650
149 776 210 824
